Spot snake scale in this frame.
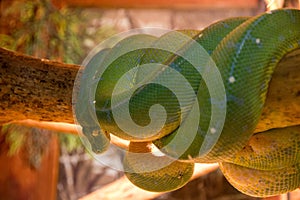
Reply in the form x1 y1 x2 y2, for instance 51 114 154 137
75 9 300 197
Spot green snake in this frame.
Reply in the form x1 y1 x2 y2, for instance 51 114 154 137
75 9 300 197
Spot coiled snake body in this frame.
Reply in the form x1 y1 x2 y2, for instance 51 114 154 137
76 9 300 197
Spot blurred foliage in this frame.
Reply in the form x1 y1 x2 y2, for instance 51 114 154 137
58 133 83 153
1 124 85 167
1 124 26 156
0 0 116 64
0 0 117 157
1 124 52 169
1 0 82 63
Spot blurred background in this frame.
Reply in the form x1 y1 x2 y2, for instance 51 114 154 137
0 0 299 200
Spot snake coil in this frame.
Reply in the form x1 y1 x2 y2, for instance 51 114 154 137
74 9 300 197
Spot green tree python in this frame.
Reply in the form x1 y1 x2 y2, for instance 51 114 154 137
74 9 300 197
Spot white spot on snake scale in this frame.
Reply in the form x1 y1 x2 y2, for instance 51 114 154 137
255 38 260 44
210 127 217 134
92 130 99 136
228 76 235 83
93 100 96 104
198 33 203 38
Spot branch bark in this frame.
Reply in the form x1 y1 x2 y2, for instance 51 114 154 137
1 47 299 133
0 47 79 124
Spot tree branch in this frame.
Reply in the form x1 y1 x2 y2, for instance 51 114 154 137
0 47 299 132
0 47 79 124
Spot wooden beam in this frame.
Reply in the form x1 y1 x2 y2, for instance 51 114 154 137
52 0 259 9
79 163 300 200
5 120 130 150
79 163 219 200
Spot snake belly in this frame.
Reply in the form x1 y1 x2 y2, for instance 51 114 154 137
86 8 300 197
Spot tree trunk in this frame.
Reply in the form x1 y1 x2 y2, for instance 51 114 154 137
0 127 59 200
